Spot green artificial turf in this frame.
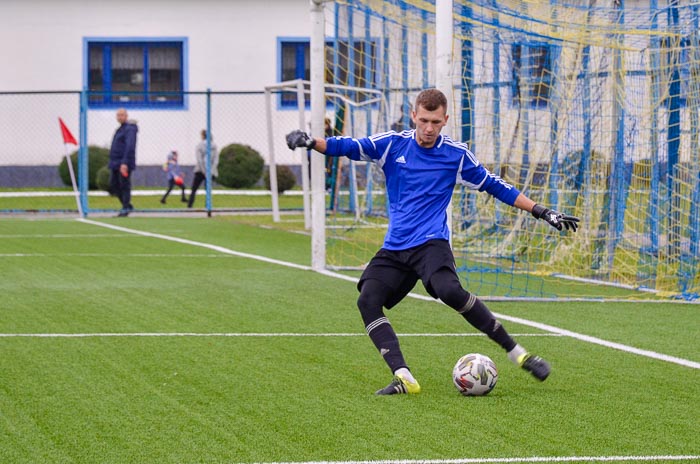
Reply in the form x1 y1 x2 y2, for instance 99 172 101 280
0 217 697 463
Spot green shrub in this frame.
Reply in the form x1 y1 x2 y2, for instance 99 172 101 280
265 165 297 193
58 145 110 190
216 143 264 189
96 166 112 193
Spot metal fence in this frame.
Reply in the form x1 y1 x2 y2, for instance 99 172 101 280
0 90 308 214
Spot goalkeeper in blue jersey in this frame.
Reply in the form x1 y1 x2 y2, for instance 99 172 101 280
286 88 579 395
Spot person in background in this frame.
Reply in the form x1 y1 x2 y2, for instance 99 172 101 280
391 103 416 132
188 129 219 208
160 150 187 204
109 108 138 217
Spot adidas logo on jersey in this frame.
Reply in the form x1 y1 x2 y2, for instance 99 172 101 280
395 155 406 164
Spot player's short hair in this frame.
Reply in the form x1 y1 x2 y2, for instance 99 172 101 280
415 89 447 112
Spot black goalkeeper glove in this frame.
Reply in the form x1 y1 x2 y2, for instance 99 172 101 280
531 203 580 232
286 130 316 150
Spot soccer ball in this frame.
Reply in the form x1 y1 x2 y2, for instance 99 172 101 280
452 353 498 396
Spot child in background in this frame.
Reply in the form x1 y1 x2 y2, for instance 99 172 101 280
160 150 187 204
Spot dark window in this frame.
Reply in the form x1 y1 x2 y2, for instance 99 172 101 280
280 41 311 107
87 39 185 108
279 38 377 108
512 43 552 107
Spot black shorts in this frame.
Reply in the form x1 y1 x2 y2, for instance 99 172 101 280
358 239 458 309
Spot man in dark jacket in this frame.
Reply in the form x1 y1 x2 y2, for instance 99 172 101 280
109 108 138 217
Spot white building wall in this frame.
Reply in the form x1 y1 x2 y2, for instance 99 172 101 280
0 0 314 167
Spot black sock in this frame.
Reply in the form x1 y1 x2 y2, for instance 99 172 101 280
459 295 516 352
365 317 407 373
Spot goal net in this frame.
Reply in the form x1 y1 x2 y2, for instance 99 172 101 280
320 0 700 301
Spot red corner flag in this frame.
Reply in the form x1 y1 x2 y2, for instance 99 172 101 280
58 117 78 145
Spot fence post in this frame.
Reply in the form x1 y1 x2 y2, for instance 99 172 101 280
206 88 212 217
79 89 89 216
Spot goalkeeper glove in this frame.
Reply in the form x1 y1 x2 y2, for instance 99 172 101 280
531 204 580 232
286 130 316 150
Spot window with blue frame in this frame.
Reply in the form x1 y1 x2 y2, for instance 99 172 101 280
280 40 311 107
279 38 377 108
512 43 553 107
87 39 185 108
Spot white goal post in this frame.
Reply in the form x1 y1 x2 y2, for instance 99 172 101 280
264 76 390 239
265 80 310 226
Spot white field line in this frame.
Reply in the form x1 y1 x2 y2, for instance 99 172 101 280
44 218 695 371
0 189 302 198
317 269 700 370
244 456 700 464
319 269 700 305
0 333 563 338
0 233 130 238
78 218 311 271
0 253 234 258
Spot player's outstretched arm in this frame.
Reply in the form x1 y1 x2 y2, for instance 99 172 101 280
513 194 580 232
285 130 326 153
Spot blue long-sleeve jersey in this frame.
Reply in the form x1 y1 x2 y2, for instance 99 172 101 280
324 130 521 250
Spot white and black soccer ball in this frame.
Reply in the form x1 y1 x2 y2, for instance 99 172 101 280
452 353 498 396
